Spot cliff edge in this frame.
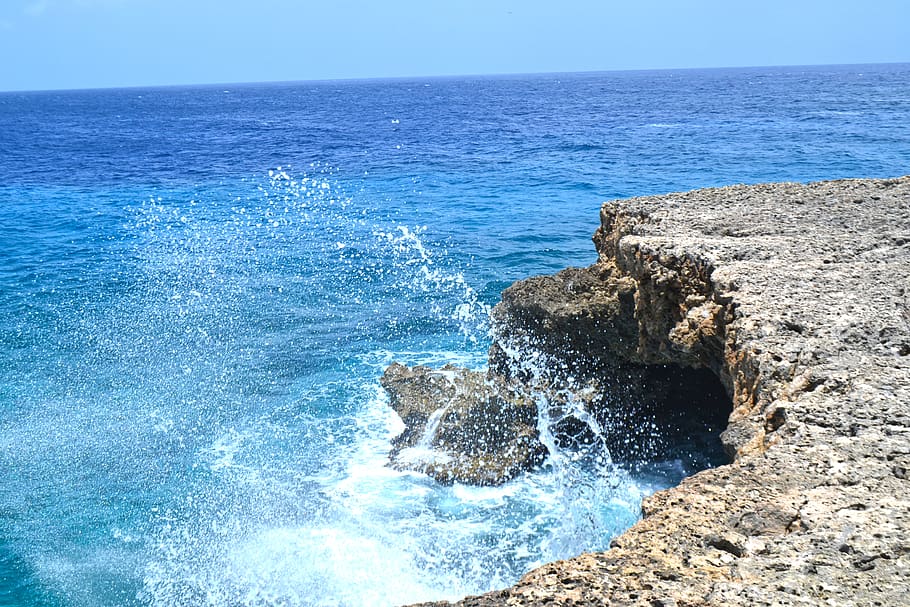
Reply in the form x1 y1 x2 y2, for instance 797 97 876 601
411 177 910 606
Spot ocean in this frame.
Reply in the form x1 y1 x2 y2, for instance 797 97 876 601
1 63 908 607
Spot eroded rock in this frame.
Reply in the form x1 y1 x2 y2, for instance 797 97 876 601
405 176 910 607
380 363 547 485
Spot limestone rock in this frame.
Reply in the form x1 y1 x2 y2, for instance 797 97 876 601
406 176 910 607
380 363 547 485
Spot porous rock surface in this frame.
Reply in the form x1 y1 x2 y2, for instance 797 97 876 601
381 363 547 485
410 177 910 606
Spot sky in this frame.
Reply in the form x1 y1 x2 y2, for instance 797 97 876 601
0 0 908 91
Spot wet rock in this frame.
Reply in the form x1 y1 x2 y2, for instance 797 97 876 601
380 363 547 485
406 176 910 607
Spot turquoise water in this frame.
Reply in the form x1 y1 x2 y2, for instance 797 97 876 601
1 64 909 606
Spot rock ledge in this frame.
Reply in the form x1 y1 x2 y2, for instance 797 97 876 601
409 177 910 606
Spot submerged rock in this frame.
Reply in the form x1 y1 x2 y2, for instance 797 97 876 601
380 363 547 485
404 176 910 607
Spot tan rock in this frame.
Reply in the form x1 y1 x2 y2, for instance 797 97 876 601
406 176 910 606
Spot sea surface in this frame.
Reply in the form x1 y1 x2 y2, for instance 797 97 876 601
1 63 909 607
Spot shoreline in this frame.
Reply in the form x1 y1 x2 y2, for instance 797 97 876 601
409 176 910 606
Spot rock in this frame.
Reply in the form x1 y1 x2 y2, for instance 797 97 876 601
382 354 730 485
380 363 547 485
405 176 910 606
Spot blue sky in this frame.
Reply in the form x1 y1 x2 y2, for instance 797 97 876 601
1 0 908 91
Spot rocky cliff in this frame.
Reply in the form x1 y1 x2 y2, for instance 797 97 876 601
406 177 910 606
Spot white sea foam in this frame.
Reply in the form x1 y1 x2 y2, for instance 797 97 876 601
144 525 446 607
198 428 254 472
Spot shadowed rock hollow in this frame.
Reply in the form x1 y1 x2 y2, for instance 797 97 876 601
391 176 910 606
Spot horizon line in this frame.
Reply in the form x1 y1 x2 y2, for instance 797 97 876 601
1 60 907 95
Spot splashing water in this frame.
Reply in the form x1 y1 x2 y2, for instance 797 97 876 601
0 166 701 607
373 225 492 344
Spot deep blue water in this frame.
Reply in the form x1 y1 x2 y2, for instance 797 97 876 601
1 64 909 607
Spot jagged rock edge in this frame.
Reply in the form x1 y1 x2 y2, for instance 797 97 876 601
405 176 910 607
